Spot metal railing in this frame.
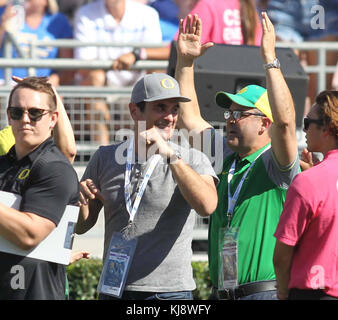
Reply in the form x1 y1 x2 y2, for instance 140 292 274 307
0 38 337 241
2 36 337 89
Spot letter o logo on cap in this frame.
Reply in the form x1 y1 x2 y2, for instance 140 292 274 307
160 78 175 89
18 169 30 180
239 87 248 94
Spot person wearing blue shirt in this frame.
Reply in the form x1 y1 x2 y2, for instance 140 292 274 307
0 0 73 86
150 0 179 41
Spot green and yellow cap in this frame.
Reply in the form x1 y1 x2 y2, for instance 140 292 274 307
215 85 273 122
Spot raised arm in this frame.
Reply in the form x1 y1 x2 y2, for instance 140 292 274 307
52 87 77 164
261 12 298 167
175 14 213 133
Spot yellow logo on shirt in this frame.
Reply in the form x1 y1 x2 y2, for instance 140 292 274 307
160 78 175 89
18 169 30 180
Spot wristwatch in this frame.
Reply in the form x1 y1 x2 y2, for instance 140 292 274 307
264 58 281 70
168 150 182 164
132 48 141 62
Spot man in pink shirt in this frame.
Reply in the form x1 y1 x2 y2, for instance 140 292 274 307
273 90 338 300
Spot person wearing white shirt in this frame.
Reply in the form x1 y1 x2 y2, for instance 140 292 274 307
74 0 162 144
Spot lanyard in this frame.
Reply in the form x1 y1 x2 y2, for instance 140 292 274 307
227 145 271 225
124 138 161 223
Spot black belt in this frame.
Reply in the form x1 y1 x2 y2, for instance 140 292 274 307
213 280 277 300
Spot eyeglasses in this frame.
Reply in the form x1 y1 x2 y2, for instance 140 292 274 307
8 107 52 122
224 110 266 121
303 117 323 130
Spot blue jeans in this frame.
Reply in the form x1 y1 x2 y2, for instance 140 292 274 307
209 286 278 300
99 291 193 300
238 290 278 300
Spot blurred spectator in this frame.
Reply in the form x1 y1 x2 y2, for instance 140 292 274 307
0 0 73 86
267 0 324 42
121 0 262 73
255 0 269 12
57 0 91 25
267 0 338 115
74 0 162 145
150 0 179 42
175 0 200 20
148 0 199 42
182 0 262 46
317 0 338 92
123 0 198 71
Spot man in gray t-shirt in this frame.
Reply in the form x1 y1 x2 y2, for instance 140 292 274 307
76 73 218 300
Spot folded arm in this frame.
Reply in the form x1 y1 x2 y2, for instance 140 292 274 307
141 127 218 216
0 203 56 250
170 160 217 216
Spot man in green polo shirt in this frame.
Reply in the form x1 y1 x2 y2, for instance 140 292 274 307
175 13 300 299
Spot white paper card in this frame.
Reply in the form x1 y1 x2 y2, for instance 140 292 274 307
0 190 79 265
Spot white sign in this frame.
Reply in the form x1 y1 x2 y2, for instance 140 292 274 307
0 191 79 265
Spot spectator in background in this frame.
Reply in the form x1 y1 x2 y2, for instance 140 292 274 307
116 0 262 72
274 90 338 300
150 0 179 42
255 0 269 13
184 0 262 46
73 0 162 145
267 0 338 114
56 0 91 25
316 1 338 92
0 0 73 86
149 0 200 42
267 0 322 43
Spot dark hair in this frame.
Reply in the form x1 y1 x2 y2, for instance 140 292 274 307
7 77 57 111
316 90 338 142
239 0 259 45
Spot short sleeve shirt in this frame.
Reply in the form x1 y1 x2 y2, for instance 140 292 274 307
275 150 338 297
0 137 79 299
74 0 162 86
81 140 218 292
208 130 299 286
0 126 15 155
173 0 262 45
0 12 73 79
